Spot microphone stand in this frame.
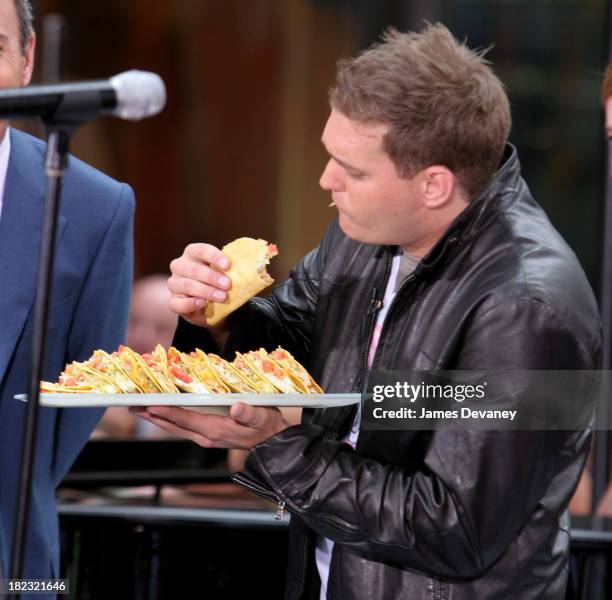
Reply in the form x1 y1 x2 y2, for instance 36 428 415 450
10 123 74 580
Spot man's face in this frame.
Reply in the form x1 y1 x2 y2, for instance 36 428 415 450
0 0 34 139
319 109 435 253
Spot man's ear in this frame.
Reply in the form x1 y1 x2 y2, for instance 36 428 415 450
21 32 36 87
419 165 456 209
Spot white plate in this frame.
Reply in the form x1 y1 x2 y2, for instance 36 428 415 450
14 393 360 409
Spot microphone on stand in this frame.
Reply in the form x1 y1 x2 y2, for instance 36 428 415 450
9 69 166 581
0 70 166 122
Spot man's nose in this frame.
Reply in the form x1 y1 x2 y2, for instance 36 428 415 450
319 160 344 191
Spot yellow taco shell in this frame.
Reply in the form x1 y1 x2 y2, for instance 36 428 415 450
187 349 230 393
207 353 261 392
205 238 277 326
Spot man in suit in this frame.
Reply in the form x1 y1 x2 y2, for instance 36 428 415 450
0 0 134 585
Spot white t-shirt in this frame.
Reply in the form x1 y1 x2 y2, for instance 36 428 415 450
315 250 420 599
0 128 12 222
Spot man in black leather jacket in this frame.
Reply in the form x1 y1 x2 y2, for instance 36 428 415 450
137 23 602 599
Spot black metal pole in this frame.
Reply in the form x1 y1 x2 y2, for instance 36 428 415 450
9 128 69 579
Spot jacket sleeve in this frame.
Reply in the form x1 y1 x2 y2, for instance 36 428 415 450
51 183 134 484
238 296 600 580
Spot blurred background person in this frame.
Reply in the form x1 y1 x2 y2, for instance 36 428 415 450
125 274 178 355
93 275 177 438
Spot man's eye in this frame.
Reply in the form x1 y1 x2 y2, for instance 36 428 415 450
348 170 365 179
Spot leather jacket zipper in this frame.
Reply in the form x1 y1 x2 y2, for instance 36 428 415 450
231 472 286 521
232 474 357 533
354 248 392 393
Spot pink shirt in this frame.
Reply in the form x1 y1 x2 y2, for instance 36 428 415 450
315 253 403 599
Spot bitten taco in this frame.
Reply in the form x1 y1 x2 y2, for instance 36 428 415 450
205 237 278 326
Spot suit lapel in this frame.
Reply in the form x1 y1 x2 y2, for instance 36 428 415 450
0 129 66 388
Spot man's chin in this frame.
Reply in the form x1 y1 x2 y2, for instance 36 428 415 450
337 214 380 244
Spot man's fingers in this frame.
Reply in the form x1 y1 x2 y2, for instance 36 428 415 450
143 413 217 448
144 405 281 449
169 274 229 301
168 266 231 294
183 243 230 270
147 406 245 444
230 402 282 430
168 294 207 317
167 244 233 322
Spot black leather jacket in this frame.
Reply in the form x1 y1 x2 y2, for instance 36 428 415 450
175 145 602 599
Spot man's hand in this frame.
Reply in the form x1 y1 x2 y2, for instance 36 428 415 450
168 243 232 328
130 402 291 449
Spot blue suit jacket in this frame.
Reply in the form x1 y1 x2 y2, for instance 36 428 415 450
0 129 134 582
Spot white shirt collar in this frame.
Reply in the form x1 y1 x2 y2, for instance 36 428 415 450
0 128 12 223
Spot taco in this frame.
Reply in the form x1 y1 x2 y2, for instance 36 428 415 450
40 380 92 393
59 361 120 394
205 237 278 326
243 348 305 393
115 345 164 393
269 347 323 393
207 353 260 392
141 345 179 393
85 349 141 393
166 347 212 393
186 349 230 393
232 352 278 393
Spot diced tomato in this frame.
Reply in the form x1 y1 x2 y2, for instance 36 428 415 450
142 354 157 368
271 350 286 360
267 243 278 256
171 366 192 384
262 360 275 373
273 366 284 378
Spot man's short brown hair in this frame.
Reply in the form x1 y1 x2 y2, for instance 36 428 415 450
602 63 612 104
330 23 511 199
